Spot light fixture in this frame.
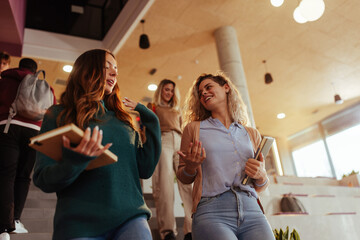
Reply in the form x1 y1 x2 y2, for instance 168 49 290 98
277 113 286 119
63 65 73 73
334 94 343 105
262 60 273 84
270 0 284 7
148 84 157 91
331 82 343 104
293 7 308 24
298 0 325 22
139 19 150 49
149 68 157 75
271 0 325 23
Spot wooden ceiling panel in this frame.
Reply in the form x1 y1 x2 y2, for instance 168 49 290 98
5 0 359 139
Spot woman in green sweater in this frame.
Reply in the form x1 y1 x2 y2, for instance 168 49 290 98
33 49 161 240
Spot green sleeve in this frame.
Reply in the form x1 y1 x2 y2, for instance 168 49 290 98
134 103 161 179
33 106 95 193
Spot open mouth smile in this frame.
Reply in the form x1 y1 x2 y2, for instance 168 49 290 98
106 79 115 86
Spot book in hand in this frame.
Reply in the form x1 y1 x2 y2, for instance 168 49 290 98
241 136 275 185
29 123 118 170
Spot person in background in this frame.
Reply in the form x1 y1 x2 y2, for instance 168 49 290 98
33 49 161 240
0 51 11 78
177 73 274 240
0 58 56 240
148 79 193 240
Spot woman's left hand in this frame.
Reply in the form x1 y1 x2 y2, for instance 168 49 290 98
244 153 267 185
122 97 138 110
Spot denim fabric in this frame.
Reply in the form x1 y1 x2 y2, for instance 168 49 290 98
192 189 274 240
69 216 152 240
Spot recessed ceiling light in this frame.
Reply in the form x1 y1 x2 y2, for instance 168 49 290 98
63 65 73 73
277 113 286 119
148 84 157 91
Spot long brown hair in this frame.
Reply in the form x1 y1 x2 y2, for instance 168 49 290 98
183 72 249 126
57 49 134 129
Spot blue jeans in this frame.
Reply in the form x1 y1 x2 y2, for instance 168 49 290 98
69 216 152 240
192 189 275 240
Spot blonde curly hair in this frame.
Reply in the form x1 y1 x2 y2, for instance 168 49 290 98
183 72 249 126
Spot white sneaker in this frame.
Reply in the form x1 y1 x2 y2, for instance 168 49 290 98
0 232 10 240
12 220 28 234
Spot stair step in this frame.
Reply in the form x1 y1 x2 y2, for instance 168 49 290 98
24 199 57 208
144 193 155 208
27 190 57 200
10 233 52 240
21 208 55 219
19 219 53 233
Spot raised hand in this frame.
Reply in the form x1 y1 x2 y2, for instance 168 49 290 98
62 126 112 157
122 97 138 110
178 140 206 175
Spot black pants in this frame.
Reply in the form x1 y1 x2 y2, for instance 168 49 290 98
0 124 38 233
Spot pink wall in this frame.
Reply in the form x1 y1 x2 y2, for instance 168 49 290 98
0 0 27 56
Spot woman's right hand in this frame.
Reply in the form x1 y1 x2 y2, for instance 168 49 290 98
178 140 206 175
62 126 112 157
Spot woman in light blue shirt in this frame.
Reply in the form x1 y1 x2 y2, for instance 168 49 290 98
177 73 274 240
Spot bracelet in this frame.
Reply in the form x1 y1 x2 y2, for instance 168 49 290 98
254 177 268 187
183 168 197 177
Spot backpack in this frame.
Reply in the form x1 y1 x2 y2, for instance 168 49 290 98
3 70 54 133
280 193 307 213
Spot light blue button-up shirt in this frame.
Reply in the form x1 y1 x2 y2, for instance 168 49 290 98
199 117 258 198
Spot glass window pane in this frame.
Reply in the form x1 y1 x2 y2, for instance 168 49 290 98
326 124 360 179
292 141 333 178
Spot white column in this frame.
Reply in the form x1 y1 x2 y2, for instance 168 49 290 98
214 26 256 127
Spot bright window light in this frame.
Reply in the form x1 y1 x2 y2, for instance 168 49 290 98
148 84 157 91
326 124 360 179
63 65 73 73
292 140 333 178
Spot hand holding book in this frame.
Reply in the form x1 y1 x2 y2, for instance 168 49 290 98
242 136 274 185
62 126 112 158
29 124 118 170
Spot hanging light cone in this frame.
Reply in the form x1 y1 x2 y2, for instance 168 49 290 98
139 34 150 49
334 94 343 104
265 73 273 84
139 19 150 49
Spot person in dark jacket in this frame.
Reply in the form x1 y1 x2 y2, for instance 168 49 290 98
0 58 56 240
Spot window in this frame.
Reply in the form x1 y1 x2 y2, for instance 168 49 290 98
288 103 360 179
292 140 333 178
326 124 360 179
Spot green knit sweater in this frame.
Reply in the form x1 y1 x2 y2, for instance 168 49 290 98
33 103 161 240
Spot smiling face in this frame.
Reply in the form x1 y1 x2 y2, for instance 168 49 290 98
161 83 175 104
104 53 118 95
198 78 229 112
